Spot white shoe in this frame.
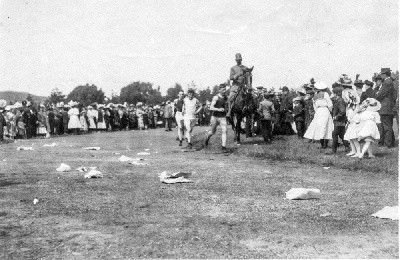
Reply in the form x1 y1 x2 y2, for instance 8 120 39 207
351 153 360 158
346 152 355 156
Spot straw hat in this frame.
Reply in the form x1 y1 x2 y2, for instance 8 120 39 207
0 99 7 108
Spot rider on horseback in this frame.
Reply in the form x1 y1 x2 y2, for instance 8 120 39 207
226 53 253 120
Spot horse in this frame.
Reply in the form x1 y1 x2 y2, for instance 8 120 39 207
230 67 258 144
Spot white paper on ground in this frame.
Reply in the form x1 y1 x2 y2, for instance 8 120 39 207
113 152 121 155
84 169 103 178
264 170 273 174
43 143 57 147
285 188 321 200
137 152 150 156
56 163 72 172
144 149 150 151
83 147 101 150
17 147 33 151
372 206 399 220
159 171 193 184
33 199 39 204
119 155 145 162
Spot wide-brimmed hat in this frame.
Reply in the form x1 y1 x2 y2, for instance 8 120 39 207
235 53 242 60
293 97 303 102
364 80 374 87
364 98 381 112
256 86 264 89
338 74 353 88
314 82 328 90
87 105 93 109
380 68 391 75
354 74 363 86
306 89 315 95
5 105 11 111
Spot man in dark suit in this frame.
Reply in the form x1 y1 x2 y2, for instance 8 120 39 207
360 80 376 104
376 68 396 148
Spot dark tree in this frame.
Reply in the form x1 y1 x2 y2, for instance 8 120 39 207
165 83 184 102
119 81 163 106
66 84 105 106
47 88 65 105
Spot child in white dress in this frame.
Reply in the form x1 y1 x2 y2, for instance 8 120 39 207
356 98 381 158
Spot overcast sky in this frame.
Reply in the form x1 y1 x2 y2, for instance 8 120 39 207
0 0 398 97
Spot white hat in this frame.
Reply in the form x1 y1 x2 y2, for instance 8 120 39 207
87 105 93 109
314 82 328 90
5 105 11 111
0 99 7 108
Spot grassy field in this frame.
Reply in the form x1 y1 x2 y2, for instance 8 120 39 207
0 126 398 259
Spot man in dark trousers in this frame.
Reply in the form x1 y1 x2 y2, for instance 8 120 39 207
329 87 349 154
0 100 7 142
376 68 396 148
279 86 293 135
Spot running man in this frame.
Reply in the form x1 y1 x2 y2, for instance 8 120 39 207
182 88 201 149
174 91 185 146
205 84 228 152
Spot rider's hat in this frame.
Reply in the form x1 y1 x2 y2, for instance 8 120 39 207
256 86 264 89
235 53 242 60
282 86 289 92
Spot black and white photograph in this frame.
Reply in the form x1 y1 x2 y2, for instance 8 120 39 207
0 0 398 258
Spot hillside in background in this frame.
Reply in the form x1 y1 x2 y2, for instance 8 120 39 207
0 91 47 104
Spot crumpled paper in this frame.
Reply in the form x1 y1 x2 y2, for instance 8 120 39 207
372 206 398 220
43 143 57 147
137 152 150 156
17 147 33 151
56 163 72 172
83 147 101 150
285 188 320 200
84 169 103 178
159 171 193 184
76 166 97 172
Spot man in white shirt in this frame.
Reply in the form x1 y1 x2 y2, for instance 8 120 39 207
182 88 201 148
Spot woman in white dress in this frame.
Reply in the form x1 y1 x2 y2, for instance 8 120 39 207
303 82 334 148
67 102 82 134
87 106 98 130
343 90 362 157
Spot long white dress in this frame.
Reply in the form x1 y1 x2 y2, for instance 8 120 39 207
87 109 98 129
303 92 334 140
344 108 361 141
67 108 82 129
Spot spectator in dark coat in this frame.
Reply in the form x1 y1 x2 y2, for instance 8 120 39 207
279 86 294 135
0 100 7 141
376 68 396 148
329 87 349 154
292 97 305 139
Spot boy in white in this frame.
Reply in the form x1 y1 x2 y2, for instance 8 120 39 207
182 88 201 148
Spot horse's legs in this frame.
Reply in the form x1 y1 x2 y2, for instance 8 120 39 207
235 114 242 143
245 115 252 138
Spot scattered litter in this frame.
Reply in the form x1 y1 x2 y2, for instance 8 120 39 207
113 152 121 155
2 159 6 161
128 161 149 166
137 152 150 156
84 169 103 178
320 213 332 217
144 149 150 151
323 167 330 170
119 155 134 162
372 206 398 220
264 170 273 174
33 199 39 205
254 144 258 146
56 163 72 172
43 143 57 147
17 147 33 151
285 188 321 200
83 147 101 150
159 171 193 184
